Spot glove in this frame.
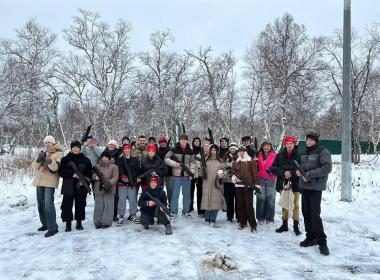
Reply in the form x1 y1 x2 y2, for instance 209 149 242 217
36 151 46 163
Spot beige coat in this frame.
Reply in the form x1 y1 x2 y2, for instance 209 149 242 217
32 144 64 188
92 161 119 195
201 157 226 211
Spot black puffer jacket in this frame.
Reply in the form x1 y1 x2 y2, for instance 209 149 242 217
141 155 168 185
269 149 301 192
138 187 168 214
58 152 92 195
116 155 141 186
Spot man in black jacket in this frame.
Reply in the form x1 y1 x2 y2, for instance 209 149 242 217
270 135 302 236
296 131 332 256
158 136 173 206
241 136 257 158
116 143 141 224
58 140 92 231
219 137 229 158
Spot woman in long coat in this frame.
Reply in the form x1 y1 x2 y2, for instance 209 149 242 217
201 144 226 226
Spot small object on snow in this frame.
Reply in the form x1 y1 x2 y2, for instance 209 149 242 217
9 195 28 208
203 252 238 272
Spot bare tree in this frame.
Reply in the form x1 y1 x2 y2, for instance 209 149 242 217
64 9 135 134
325 26 380 162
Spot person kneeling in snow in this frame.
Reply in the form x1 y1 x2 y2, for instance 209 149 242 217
138 177 172 235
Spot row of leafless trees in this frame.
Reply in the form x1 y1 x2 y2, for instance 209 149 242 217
0 10 379 161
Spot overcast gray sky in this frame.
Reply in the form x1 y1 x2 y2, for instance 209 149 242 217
1 0 379 57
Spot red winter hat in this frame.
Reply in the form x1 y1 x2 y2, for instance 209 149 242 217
283 135 297 145
122 143 132 151
159 136 167 144
147 145 157 152
150 177 158 184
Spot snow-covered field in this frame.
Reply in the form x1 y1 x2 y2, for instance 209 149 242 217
0 155 379 280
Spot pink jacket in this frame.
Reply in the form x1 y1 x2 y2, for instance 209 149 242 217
258 151 277 180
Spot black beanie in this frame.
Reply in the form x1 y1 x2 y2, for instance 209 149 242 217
70 140 82 149
209 144 220 152
122 136 130 143
306 131 319 143
100 151 112 160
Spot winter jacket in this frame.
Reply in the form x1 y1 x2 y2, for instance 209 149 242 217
140 155 168 185
164 143 195 177
258 151 277 180
138 187 168 215
219 148 229 159
298 144 332 191
269 149 301 192
232 153 260 186
116 155 141 188
245 145 257 158
102 147 120 160
58 152 93 195
92 160 119 195
82 143 103 166
32 143 64 188
158 147 172 177
201 157 227 211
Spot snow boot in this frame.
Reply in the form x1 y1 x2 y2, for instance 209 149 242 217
65 221 72 232
38 225 47 231
275 220 288 233
44 229 58 237
165 224 172 235
117 215 124 226
300 238 318 247
319 243 330 256
293 221 302 236
76 220 83 230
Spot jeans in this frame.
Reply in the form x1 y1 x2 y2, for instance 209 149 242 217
256 178 276 222
170 176 191 215
36 186 58 230
205 210 219 222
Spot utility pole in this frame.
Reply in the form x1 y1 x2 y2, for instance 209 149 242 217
341 0 352 201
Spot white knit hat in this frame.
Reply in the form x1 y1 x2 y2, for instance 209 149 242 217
43 135 56 144
107 139 118 148
228 143 238 150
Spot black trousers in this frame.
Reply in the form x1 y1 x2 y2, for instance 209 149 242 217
224 182 236 220
61 193 87 222
301 190 327 244
190 178 205 215
140 208 170 226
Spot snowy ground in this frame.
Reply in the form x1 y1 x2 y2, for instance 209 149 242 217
0 155 380 280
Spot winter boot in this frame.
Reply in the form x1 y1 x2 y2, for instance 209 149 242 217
76 220 83 230
38 225 47 231
276 220 288 233
293 221 302 236
165 224 172 235
65 221 72 232
300 238 318 247
319 243 330 256
44 229 58 237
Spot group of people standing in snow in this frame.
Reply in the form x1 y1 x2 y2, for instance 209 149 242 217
32 130 332 256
